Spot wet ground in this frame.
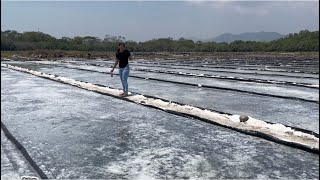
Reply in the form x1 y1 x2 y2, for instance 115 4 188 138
5 61 319 133
1 58 319 179
1 130 39 179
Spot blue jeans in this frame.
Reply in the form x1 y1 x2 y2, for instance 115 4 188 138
119 65 130 94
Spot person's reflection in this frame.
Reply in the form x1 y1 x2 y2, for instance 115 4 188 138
117 123 131 153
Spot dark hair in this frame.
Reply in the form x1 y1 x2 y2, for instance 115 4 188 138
117 42 125 52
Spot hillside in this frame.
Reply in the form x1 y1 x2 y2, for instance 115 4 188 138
1 30 318 52
210 32 285 43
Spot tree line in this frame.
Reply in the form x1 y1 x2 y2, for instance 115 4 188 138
1 30 318 52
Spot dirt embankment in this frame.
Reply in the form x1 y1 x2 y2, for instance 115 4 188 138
1 50 319 61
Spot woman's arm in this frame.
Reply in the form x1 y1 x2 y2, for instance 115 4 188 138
110 59 119 72
128 50 134 60
129 53 135 60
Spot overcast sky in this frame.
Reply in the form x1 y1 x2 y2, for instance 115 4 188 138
1 1 319 42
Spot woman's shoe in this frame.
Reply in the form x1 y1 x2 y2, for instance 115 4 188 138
120 93 128 97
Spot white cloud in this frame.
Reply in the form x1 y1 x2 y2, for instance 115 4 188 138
188 1 271 16
232 4 269 16
188 1 319 16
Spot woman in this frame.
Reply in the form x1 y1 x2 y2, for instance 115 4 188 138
110 43 133 97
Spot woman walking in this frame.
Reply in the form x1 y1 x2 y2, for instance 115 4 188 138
110 43 133 97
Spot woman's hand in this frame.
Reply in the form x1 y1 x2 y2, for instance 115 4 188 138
110 69 114 77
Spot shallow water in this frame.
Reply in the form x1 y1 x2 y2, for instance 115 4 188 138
1 68 319 179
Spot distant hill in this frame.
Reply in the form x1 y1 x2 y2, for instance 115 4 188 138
268 30 319 51
209 32 285 43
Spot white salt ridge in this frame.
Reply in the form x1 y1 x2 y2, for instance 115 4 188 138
307 84 319 88
2 63 319 151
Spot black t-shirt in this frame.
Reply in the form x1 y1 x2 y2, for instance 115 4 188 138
116 50 131 68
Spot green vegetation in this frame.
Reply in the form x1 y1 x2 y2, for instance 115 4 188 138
1 30 318 52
